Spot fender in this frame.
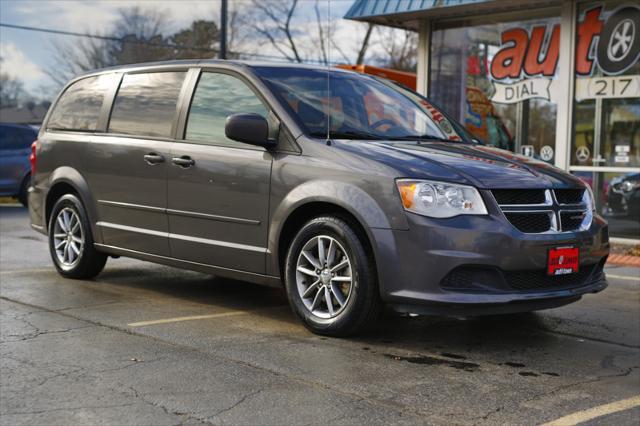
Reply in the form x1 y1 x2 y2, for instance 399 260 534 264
45 166 102 244
266 179 408 277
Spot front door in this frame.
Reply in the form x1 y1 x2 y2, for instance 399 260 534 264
167 71 274 273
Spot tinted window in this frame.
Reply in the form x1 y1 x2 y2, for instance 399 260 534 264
185 72 268 144
254 67 469 142
48 74 115 131
109 72 186 138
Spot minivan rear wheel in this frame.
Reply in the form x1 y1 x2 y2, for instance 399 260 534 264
48 194 107 279
284 216 381 336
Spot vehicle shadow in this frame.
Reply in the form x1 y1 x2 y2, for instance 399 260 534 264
97 260 561 356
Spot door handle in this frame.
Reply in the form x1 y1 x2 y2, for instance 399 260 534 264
144 153 165 165
172 156 195 168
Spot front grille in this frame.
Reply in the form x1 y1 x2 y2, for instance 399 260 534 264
492 189 546 205
504 212 552 233
440 262 603 293
493 188 589 234
505 263 599 291
560 211 586 231
555 189 584 204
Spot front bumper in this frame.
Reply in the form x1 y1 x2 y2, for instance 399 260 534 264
371 210 609 315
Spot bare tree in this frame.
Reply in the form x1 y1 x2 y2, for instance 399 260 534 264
314 0 328 65
329 22 375 65
0 70 26 108
109 7 171 65
374 27 418 71
247 0 303 62
226 6 248 58
247 0 374 65
46 6 170 86
46 36 112 87
356 24 374 65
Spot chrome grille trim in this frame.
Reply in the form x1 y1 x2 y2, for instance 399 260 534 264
552 188 588 206
493 189 552 207
491 189 591 234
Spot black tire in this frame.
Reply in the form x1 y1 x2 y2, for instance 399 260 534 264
48 194 107 279
284 215 381 337
17 174 30 207
596 6 640 75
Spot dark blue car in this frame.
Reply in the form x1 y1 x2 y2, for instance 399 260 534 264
0 123 38 206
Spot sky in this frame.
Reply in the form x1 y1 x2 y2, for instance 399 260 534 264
0 0 364 99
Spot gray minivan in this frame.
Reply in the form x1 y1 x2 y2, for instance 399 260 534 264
29 60 609 336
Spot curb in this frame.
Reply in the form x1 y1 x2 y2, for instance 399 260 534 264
607 254 640 267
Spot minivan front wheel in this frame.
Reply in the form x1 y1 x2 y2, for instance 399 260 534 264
48 194 107 279
284 216 381 336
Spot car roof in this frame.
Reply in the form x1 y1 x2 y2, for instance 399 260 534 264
0 122 39 131
73 59 355 80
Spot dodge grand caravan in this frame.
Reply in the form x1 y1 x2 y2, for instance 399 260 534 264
29 60 609 336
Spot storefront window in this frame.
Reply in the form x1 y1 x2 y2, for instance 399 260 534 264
575 171 640 239
572 1 640 169
430 13 560 164
572 1 640 239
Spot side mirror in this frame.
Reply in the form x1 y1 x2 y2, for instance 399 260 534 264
225 113 275 147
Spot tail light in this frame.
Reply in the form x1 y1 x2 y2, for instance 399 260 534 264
30 140 38 177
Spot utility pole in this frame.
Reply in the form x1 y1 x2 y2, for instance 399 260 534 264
220 0 228 59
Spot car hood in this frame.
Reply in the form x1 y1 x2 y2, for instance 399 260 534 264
336 141 584 189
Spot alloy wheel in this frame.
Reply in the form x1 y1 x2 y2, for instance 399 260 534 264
52 207 84 268
295 235 353 319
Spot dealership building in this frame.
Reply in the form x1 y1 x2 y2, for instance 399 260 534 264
345 0 639 241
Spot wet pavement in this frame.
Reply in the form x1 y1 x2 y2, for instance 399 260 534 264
1 205 639 425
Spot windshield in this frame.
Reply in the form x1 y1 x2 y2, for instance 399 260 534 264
254 66 471 142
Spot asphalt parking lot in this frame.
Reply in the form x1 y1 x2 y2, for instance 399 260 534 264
1 205 639 425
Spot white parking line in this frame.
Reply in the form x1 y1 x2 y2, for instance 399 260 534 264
127 311 249 327
0 268 53 275
541 395 640 426
606 274 640 282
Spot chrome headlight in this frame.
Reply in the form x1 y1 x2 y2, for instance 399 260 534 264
396 179 488 218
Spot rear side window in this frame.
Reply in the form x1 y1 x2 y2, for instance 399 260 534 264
185 72 268 144
47 74 115 131
109 72 186 138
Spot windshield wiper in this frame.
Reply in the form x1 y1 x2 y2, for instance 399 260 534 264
389 134 470 143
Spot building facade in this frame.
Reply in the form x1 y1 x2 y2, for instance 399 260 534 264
345 0 640 241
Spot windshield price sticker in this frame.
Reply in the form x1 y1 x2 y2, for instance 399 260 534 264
419 100 462 141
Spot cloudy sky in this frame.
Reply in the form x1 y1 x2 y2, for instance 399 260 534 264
0 0 374 99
